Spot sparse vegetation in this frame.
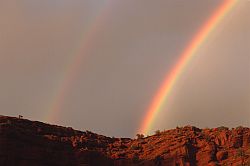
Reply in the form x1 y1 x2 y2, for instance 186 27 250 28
155 130 161 135
236 148 245 157
217 126 229 132
154 155 162 165
131 145 139 150
3 116 250 165
204 135 211 142
136 134 144 139
132 153 140 163
236 126 244 130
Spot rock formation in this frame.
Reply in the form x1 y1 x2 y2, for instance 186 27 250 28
1 115 250 166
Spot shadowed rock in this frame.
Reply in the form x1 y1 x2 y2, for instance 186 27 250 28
1 115 250 166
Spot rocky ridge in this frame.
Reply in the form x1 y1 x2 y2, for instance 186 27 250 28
1 115 250 166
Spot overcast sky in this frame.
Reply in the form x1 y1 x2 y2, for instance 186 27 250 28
0 0 249 137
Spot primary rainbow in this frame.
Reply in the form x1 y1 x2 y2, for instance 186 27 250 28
138 0 237 135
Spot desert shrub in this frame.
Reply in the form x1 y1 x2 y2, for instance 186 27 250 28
204 135 211 142
154 155 162 165
217 126 229 132
136 134 144 139
236 148 245 157
131 145 139 150
132 153 140 163
236 126 244 130
177 133 182 137
155 130 161 135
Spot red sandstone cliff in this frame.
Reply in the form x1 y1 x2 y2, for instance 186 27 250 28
1 115 250 166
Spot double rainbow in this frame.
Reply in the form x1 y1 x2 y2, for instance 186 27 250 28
138 0 238 135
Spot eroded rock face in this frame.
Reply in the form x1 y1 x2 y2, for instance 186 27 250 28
1 116 250 166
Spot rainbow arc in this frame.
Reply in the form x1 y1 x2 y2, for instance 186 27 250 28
138 0 237 135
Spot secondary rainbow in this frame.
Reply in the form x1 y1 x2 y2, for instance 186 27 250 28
44 1 115 123
138 0 238 135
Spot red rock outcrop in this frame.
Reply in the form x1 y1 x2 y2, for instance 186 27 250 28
1 115 250 166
